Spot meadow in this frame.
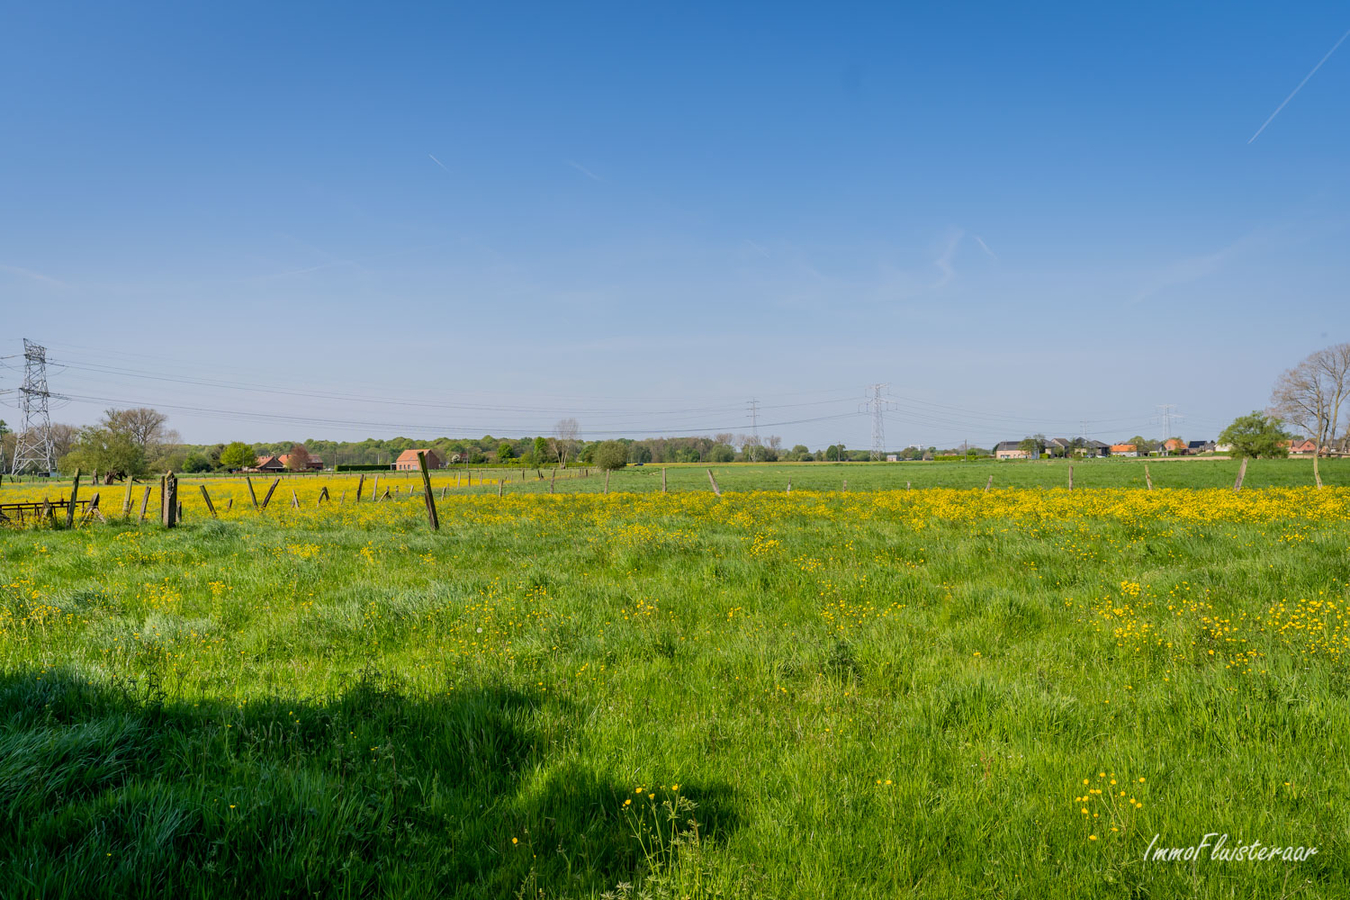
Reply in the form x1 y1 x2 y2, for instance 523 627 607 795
2 462 1349 898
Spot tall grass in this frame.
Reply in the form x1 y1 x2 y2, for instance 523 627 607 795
1 486 1347 897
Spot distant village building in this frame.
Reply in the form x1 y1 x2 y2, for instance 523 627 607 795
1109 444 1138 457
394 449 444 471
886 454 898 462
280 453 323 471
1288 439 1318 456
1076 440 1109 457
1161 438 1186 455
994 441 1030 460
1187 440 1214 454
252 455 285 472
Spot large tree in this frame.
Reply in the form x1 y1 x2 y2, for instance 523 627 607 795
284 443 312 471
219 441 256 471
104 408 174 454
1218 411 1290 459
593 440 628 471
1271 343 1350 488
61 425 147 477
552 418 579 468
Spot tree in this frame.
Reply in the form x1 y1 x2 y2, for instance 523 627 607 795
1018 436 1044 457
1271 343 1350 488
60 425 146 477
219 441 255 471
104 408 174 455
825 444 846 462
284 444 311 471
1218 411 1290 459
497 440 514 462
709 443 736 463
533 436 549 465
593 440 628 471
553 418 579 468
182 452 213 473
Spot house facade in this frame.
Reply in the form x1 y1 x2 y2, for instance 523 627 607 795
394 449 444 471
1109 444 1138 457
994 441 1030 460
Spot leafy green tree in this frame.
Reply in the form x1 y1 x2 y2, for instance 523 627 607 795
709 443 736 463
497 441 514 462
219 442 255 471
627 443 653 465
1218 411 1290 459
182 452 214 473
593 441 628 470
533 437 549 464
61 426 147 476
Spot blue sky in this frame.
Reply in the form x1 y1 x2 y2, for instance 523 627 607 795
2 2 1348 449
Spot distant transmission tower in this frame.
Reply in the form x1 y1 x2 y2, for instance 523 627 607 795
746 398 761 462
1154 404 1183 444
860 383 897 461
12 339 55 476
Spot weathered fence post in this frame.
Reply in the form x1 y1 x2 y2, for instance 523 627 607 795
66 469 81 528
1068 465 1074 492
1145 464 1153 491
246 476 259 509
138 486 151 522
371 476 379 501
122 477 135 518
843 479 848 492
199 484 218 518
550 468 556 494
162 472 178 528
417 451 439 530
1233 457 1248 493
707 469 721 497
355 473 365 503
984 475 993 493
498 478 504 498
604 470 610 494
291 489 300 508
260 478 280 510
786 479 791 493
226 498 233 511
662 468 668 492
906 481 911 490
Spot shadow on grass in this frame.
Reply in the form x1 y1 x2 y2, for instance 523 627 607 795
0 669 737 899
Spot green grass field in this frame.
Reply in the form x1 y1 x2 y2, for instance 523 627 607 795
2 466 1348 898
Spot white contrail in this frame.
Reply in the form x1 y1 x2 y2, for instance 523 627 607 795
1249 26 1350 144
567 160 603 181
428 153 450 172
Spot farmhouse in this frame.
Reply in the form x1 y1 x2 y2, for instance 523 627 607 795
394 449 444 471
252 455 285 472
1161 438 1186 455
1076 440 1109 457
278 453 323 471
1288 439 1318 456
994 441 1030 460
1110 444 1138 457
1187 440 1214 453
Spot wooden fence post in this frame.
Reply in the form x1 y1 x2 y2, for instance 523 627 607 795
162 472 178 528
66 469 81 528
498 478 504 498
199 484 218 518
906 481 911 490
604 470 610 494
786 479 791 493
246 476 259 509
417 451 439 529
1068 465 1074 492
984 475 993 492
122 477 135 518
291 489 299 508
550 468 556 494
662 468 668 492
1145 464 1153 491
843 479 848 492
260 478 280 510
138 486 151 522
1233 457 1248 493
371 476 379 501
226 498 233 511
355 473 365 503
707 469 721 497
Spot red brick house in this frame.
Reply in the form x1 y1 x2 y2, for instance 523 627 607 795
279 453 324 471
253 455 285 472
394 449 443 471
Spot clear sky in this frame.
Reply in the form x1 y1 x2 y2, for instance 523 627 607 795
2 2 1347 450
